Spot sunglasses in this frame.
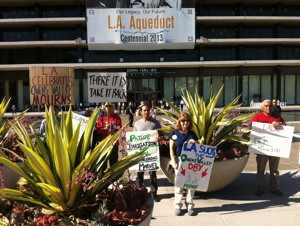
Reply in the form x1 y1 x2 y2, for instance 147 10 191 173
180 120 190 123
105 105 112 107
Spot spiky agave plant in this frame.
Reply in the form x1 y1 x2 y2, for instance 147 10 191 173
0 106 145 212
159 85 254 147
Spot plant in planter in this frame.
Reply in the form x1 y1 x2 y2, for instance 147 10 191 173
0 106 147 224
97 177 152 225
158 85 255 192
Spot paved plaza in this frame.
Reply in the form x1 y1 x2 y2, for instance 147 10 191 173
4 109 300 226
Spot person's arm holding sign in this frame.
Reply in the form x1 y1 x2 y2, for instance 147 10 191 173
169 136 178 170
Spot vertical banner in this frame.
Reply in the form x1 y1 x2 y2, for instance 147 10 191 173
72 112 89 140
126 130 160 172
248 122 294 158
175 142 216 192
87 72 127 103
29 67 75 105
86 0 195 50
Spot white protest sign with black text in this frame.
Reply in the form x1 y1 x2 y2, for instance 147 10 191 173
248 122 294 158
72 112 89 140
88 72 127 103
175 142 216 192
126 130 160 172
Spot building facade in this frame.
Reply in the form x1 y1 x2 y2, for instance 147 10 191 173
1 0 300 110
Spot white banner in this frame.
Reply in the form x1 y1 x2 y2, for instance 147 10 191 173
86 4 195 50
126 130 160 172
87 72 127 103
248 122 294 158
72 112 89 140
175 142 216 192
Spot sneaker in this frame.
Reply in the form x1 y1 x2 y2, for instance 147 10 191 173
255 190 264 196
188 208 195 216
175 208 181 216
270 190 283 196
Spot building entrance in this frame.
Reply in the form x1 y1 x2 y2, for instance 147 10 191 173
127 78 161 103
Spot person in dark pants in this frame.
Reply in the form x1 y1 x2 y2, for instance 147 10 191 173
249 99 286 197
96 102 122 168
133 104 163 202
128 101 135 127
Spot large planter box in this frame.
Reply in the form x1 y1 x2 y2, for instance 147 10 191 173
160 154 249 192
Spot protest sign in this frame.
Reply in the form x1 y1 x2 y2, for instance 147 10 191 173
87 72 126 103
72 112 89 140
29 67 74 105
175 142 216 192
126 130 160 172
248 122 294 158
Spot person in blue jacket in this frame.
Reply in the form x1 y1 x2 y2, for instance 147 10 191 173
169 112 198 216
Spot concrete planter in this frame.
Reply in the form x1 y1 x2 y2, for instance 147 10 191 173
0 162 23 189
160 154 249 192
129 197 154 226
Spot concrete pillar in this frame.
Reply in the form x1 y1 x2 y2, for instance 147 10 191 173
17 80 24 111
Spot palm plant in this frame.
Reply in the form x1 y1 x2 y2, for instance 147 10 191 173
159 85 254 147
0 106 145 212
0 98 11 143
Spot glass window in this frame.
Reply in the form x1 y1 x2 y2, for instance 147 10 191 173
249 75 260 102
280 26 300 38
187 76 199 97
243 5 275 16
212 76 223 106
261 75 271 101
282 6 300 16
242 76 249 105
204 47 236 61
202 26 238 39
2 28 36 41
164 77 174 101
224 76 237 104
280 47 300 60
272 75 277 100
0 7 35 18
243 47 273 60
12 49 37 64
41 6 81 17
175 77 186 99
41 27 77 41
297 75 300 104
201 5 238 16
243 26 274 38
41 49 77 63
285 75 296 104
203 76 211 100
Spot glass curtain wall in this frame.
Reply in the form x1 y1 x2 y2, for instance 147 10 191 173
224 76 237 105
297 74 300 104
163 77 174 101
261 75 271 101
284 75 296 104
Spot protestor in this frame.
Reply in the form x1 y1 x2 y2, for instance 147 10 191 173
127 101 135 127
272 98 282 116
96 102 122 167
169 112 198 216
39 105 61 140
249 99 286 196
134 104 163 202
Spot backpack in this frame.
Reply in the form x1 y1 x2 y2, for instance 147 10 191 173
125 107 130 115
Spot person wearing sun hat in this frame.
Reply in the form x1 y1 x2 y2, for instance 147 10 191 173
169 112 198 216
96 102 122 168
